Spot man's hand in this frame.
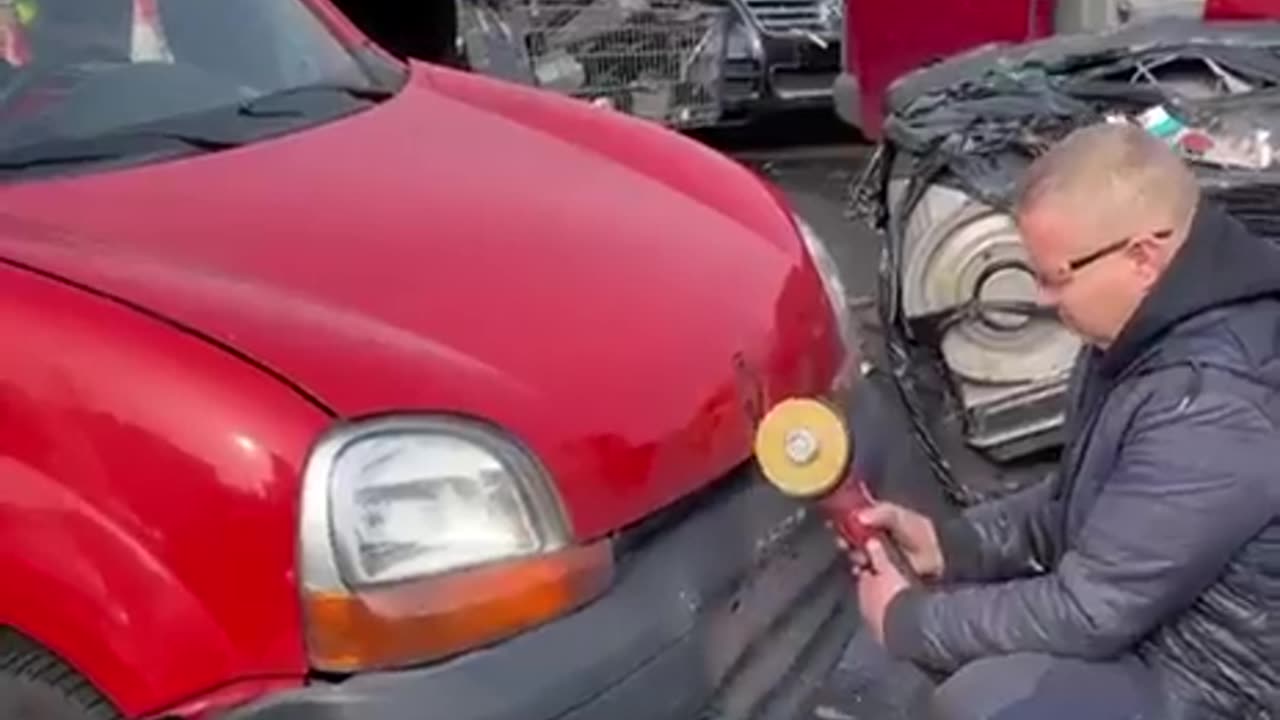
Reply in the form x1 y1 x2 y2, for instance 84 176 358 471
847 501 945 581
855 539 909 645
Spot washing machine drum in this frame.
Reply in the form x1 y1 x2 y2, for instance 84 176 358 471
893 182 1080 385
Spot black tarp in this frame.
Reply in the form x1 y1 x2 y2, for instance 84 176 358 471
865 18 1280 228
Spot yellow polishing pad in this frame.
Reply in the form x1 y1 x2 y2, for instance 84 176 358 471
753 397 851 498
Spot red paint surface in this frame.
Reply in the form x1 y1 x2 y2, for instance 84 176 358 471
0 259 328 716
1204 0 1280 19
843 0 1054 138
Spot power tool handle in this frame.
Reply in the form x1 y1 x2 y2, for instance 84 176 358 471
829 507 919 582
870 528 920 584
822 480 920 585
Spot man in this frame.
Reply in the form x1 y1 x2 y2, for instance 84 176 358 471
6 0 163 66
852 121 1280 719
0 0 33 66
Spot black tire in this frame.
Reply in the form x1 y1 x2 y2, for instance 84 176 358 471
0 631 120 720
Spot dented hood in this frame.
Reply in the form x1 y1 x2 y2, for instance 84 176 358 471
0 62 841 539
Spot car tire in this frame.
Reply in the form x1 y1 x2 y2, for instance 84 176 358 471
0 632 120 720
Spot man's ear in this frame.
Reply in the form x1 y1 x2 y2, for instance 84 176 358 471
1127 234 1167 287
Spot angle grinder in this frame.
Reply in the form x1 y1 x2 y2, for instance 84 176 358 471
753 396 918 582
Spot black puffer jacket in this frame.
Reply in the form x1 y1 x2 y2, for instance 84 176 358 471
883 200 1280 719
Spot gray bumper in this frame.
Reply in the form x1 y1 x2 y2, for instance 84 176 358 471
723 29 842 118
228 464 856 720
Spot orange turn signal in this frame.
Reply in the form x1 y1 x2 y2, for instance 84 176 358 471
303 540 614 673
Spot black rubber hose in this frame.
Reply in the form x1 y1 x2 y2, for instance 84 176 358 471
876 142 983 506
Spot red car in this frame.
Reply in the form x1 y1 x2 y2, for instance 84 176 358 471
0 1 858 718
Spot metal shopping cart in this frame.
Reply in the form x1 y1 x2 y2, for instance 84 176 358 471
459 0 729 129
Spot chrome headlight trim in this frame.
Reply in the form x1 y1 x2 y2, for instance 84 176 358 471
298 414 571 593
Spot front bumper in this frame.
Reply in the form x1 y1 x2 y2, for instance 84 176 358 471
228 464 855 720
723 31 842 120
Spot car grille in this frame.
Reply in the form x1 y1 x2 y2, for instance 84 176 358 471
722 58 762 105
612 465 857 720
740 0 838 36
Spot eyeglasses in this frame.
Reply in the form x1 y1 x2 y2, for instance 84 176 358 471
1036 228 1172 289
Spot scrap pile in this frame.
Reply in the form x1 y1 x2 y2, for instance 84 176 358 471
850 18 1280 503
861 18 1280 233
458 0 729 128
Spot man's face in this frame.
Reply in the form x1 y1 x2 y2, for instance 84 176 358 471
1016 205 1156 348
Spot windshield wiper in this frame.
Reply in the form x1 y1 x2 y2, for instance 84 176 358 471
238 83 396 118
0 130 241 173
0 84 395 177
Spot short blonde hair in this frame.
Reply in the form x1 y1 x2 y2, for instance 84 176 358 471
1014 122 1200 244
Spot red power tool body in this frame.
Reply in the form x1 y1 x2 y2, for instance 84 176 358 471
816 464 920 583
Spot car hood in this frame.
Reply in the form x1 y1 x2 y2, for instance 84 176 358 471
0 63 840 539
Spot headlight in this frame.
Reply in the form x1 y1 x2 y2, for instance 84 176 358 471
324 418 569 585
299 416 614 673
794 215 858 375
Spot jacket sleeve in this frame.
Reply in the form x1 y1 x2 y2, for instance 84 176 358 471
883 389 1278 674
934 478 1064 584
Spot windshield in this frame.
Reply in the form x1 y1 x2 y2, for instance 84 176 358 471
0 0 404 178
